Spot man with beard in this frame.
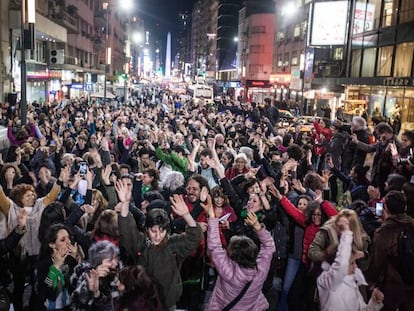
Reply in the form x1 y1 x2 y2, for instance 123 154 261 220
352 122 400 197
172 174 210 311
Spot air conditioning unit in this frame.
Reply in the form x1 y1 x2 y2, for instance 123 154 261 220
49 49 64 64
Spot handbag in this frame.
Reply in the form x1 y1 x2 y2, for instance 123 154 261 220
222 281 252 311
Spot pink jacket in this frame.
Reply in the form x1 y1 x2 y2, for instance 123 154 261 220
205 218 275 311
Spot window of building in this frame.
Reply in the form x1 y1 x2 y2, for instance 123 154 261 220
284 53 290 66
333 48 344 60
276 32 285 42
293 24 301 37
251 26 266 34
351 49 362 77
249 64 263 73
35 41 44 63
277 54 283 67
382 0 398 27
376 46 392 76
368 0 382 29
361 48 376 76
250 45 264 53
400 0 414 24
292 51 298 65
394 42 414 77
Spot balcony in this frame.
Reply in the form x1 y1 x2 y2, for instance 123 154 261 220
94 10 106 28
50 11 79 34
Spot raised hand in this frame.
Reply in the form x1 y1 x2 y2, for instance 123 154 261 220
67 242 79 260
314 189 323 203
192 138 201 149
200 186 209 203
207 137 215 150
200 194 214 218
86 269 100 294
101 165 112 186
292 179 306 193
321 170 332 184
268 183 282 200
52 246 68 268
115 179 132 203
245 211 261 231
59 165 71 185
170 194 190 217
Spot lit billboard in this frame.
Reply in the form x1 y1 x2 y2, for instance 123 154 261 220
310 1 349 46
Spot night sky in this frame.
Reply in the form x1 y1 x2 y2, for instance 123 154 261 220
138 0 196 44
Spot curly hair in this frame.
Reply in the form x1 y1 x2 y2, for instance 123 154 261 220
9 184 37 207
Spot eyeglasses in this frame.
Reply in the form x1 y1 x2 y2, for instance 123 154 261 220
186 187 200 192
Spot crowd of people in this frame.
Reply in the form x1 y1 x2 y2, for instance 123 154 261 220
0 85 413 311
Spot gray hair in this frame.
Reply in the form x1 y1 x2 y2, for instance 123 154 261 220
88 240 119 267
162 171 185 191
352 116 367 130
239 146 253 160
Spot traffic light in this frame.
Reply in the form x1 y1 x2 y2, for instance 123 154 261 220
49 49 64 64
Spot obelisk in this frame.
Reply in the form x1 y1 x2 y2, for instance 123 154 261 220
165 32 171 78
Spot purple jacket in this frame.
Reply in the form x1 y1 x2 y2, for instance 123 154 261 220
205 218 275 311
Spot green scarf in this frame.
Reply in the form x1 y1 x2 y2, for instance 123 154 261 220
141 184 151 195
240 209 264 220
48 265 65 289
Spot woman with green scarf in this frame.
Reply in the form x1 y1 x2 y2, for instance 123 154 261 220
37 224 82 310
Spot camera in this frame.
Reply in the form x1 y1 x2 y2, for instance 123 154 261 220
397 155 414 166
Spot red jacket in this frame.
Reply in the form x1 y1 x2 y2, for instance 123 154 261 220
313 121 333 156
280 196 337 264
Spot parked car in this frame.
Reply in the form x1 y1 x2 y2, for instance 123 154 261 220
279 109 296 124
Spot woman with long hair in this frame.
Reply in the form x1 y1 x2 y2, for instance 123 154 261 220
37 224 81 310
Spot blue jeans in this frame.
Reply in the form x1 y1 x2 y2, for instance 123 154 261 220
277 258 301 311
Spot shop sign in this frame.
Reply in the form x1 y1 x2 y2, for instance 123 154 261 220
382 77 414 86
71 83 84 89
246 80 271 88
270 73 291 85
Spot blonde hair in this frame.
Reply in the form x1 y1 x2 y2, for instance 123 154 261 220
335 209 369 250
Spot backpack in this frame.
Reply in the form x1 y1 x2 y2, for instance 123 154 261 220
397 227 414 284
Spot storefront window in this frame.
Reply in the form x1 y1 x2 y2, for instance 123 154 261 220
361 48 376 77
402 89 414 123
394 42 414 77
376 46 392 76
351 49 362 77
368 0 382 29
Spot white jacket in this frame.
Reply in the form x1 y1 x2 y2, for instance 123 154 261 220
317 230 383 311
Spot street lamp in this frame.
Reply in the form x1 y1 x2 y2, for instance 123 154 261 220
102 0 132 106
20 0 36 125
